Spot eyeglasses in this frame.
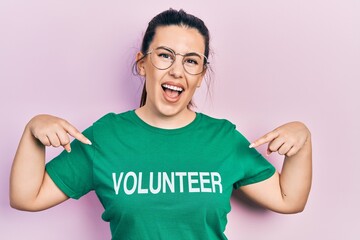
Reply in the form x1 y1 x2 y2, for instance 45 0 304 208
145 46 209 75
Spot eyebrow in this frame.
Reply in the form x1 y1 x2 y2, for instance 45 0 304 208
157 46 203 58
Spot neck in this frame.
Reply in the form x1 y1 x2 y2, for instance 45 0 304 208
135 106 196 129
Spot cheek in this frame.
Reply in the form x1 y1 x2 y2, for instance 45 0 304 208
192 77 203 89
186 81 201 97
144 71 163 93
145 78 156 94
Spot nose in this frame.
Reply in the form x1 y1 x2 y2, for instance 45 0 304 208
168 56 184 78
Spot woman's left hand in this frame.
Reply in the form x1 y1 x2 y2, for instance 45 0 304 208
249 121 311 157
243 121 312 213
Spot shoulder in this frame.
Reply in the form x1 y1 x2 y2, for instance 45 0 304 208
89 110 135 135
198 113 236 132
198 113 250 143
93 110 134 125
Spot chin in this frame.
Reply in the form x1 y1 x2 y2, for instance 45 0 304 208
157 103 190 117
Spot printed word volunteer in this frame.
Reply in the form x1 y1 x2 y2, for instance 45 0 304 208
112 171 223 195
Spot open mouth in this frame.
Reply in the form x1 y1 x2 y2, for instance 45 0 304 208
162 84 184 98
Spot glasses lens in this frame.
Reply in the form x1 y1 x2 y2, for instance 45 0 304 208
183 54 204 75
150 48 175 70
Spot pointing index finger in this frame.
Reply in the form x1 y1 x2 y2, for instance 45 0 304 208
63 122 92 145
249 130 279 148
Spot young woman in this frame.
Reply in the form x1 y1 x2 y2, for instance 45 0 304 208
10 9 312 239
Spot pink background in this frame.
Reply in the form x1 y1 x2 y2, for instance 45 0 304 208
1 0 359 239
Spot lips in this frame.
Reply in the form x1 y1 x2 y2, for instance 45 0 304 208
161 83 184 102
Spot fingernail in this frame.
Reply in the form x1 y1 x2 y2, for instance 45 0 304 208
249 143 254 148
86 140 92 145
67 148 71 153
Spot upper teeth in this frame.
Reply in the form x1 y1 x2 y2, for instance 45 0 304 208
162 84 183 92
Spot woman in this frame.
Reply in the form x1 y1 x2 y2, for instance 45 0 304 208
10 9 312 239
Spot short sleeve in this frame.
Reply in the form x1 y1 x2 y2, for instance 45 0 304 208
45 126 95 199
232 129 276 189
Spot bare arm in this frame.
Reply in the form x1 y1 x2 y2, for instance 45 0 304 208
10 115 91 211
240 121 312 214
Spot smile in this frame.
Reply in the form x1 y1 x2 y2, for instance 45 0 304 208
162 84 184 93
161 84 184 101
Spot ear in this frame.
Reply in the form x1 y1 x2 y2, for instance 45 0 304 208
136 52 146 76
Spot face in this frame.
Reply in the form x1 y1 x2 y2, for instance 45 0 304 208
137 25 206 119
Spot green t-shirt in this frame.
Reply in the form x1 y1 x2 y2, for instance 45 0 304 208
46 110 275 239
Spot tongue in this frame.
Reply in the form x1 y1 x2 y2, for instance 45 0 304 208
164 89 180 99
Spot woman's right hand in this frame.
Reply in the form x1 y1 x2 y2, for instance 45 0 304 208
10 114 90 211
28 114 92 153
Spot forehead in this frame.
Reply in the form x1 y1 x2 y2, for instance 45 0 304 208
151 25 205 54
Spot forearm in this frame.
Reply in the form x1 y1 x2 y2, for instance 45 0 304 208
279 135 312 212
10 124 46 210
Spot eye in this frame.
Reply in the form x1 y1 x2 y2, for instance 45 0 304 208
158 53 172 59
184 57 200 66
186 59 198 65
155 48 175 61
